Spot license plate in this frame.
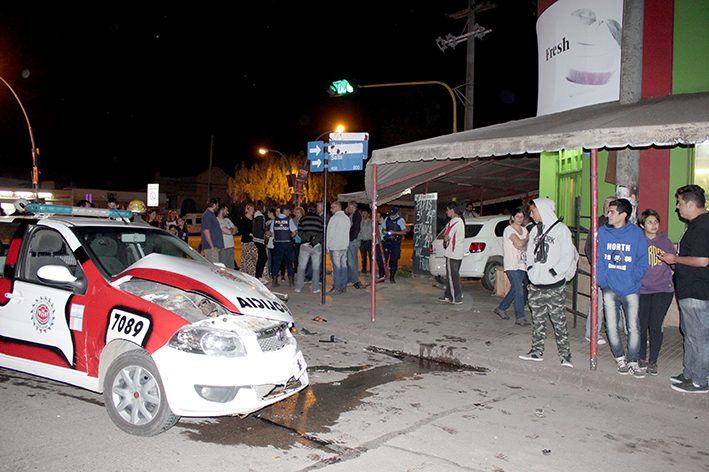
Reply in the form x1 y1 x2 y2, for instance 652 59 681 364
291 351 307 380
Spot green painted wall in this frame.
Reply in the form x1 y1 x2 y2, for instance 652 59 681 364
673 0 709 94
580 151 615 221
539 152 558 202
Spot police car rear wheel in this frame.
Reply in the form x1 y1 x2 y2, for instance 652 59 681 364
103 350 180 436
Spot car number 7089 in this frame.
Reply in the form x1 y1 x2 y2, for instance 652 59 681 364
105 309 151 346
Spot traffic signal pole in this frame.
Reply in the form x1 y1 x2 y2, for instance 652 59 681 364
359 82 457 134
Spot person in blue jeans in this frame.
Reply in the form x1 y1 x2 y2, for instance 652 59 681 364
494 208 530 325
326 201 350 294
659 185 709 394
597 198 649 377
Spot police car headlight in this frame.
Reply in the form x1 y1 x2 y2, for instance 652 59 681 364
168 326 246 357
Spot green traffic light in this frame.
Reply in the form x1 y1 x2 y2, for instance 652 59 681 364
330 79 354 95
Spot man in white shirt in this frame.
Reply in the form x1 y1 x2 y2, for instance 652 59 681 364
327 201 351 294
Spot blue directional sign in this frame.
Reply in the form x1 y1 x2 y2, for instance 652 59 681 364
307 133 369 172
307 141 326 172
326 132 369 172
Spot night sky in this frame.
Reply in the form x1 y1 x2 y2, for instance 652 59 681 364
0 2 538 193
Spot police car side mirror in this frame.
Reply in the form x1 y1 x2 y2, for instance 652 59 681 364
37 265 88 295
38 265 77 284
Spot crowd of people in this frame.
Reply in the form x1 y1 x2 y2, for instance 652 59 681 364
506 186 709 395
196 198 406 295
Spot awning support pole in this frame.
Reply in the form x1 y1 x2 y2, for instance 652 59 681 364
371 163 378 322
590 148 599 370
479 187 484 216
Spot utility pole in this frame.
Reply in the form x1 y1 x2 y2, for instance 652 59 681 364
465 2 476 130
615 0 644 222
437 2 495 131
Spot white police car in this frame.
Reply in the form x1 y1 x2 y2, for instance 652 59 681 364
0 203 308 436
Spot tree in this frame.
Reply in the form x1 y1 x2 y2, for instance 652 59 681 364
228 154 347 204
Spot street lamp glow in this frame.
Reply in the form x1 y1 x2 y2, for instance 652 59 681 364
315 126 345 141
258 148 267 155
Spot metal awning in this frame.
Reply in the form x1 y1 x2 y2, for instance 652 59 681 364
365 91 709 204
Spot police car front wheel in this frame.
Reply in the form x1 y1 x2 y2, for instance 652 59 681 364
103 350 180 436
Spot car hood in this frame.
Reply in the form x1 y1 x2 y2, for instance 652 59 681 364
112 253 293 323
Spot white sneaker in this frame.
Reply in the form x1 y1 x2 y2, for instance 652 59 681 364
628 362 646 378
585 336 607 345
616 356 629 375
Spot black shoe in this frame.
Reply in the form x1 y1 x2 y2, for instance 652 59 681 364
328 287 337 293
273 279 280 287
671 381 709 394
289 276 295 287
670 373 691 384
353 281 363 289
390 272 396 283
515 318 531 326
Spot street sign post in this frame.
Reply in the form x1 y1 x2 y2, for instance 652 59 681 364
307 132 369 306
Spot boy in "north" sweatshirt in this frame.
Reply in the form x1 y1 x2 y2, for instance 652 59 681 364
597 198 648 377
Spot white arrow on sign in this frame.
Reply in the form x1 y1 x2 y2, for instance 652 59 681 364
312 159 322 168
309 144 321 156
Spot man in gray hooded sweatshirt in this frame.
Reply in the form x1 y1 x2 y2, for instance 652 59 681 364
519 198 579 367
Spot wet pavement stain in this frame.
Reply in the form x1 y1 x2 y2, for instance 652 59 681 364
179 350 486 448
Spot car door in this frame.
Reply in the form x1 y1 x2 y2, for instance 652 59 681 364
0 226 83 370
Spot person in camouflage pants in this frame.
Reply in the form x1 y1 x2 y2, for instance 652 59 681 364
527 284 570 361
518 198 578 367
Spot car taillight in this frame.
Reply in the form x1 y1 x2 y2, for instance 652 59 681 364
469 242 486 253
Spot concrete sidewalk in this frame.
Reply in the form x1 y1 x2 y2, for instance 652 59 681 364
284 273 709 413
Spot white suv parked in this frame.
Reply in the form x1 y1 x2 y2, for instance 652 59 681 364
429 215 510 291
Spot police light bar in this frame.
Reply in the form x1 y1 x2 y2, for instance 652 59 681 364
26 203 134 219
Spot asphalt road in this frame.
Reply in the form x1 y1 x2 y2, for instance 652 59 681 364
2 333 708 472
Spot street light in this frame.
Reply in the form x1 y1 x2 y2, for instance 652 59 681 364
315 125 345 142
0 76 39 199
258 148 296 204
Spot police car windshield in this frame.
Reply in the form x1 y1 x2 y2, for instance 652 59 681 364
74 226 209 277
